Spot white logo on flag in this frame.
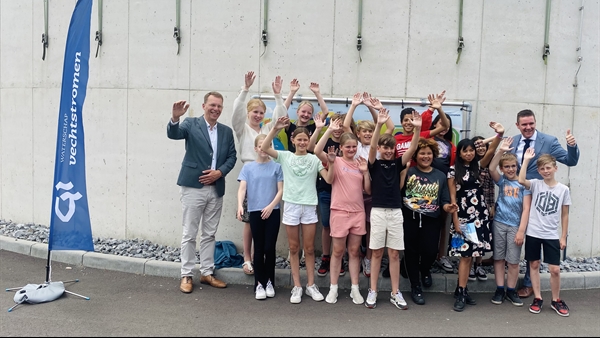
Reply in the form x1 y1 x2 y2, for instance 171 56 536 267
54 181 82 222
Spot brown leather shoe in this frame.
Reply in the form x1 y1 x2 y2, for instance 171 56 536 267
180 276 193 293
517 286 533 298
200 274 227 288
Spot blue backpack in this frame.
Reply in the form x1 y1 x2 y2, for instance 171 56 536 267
214 240 244 269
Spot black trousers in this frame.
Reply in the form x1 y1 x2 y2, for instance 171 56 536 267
402 209 441 288
250 209 281 290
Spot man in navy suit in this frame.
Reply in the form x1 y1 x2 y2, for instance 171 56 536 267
167 92 237 293
509 109 579 298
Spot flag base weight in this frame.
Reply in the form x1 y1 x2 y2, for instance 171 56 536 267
6 279 89 312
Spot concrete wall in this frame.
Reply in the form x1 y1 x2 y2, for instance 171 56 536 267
1 0 598 256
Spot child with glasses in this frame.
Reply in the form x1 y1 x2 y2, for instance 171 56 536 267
487 137 531 307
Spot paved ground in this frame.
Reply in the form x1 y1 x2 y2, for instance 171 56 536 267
1 250 599 337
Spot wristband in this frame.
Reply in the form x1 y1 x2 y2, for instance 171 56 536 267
495 133 503 139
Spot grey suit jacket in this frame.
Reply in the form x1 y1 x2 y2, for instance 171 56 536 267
167 116 237 197
510 130 579 180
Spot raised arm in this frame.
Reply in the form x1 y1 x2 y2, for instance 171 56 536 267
479 122 505 168
518 148 534 189
321 146 337 184
343 93 363 133
554 129 580 166
368 96 395 135
489 136 513 183
401 111 422 166
284 78 300 110
362 92 379 122
314 116 338 163
308 112 327 153
232 71 255 137
358 156 371 195
428 92 450 138
369 108 388 164
261 116 290 159
310 82 330 122
271 75 287 121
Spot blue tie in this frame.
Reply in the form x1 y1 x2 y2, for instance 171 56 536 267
521 139 532 165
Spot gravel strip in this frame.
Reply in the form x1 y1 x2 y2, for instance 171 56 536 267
2 220 598 274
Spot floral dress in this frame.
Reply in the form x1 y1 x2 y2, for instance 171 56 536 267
447 164 492 258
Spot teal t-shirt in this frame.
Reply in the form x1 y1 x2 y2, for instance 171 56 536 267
274 151 324 205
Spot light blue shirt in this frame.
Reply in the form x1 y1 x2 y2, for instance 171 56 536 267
494 175 531 227
515 130 537 165
238 161 283 212
206 121 218 170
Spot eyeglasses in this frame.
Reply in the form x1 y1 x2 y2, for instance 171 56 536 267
502 165 517 169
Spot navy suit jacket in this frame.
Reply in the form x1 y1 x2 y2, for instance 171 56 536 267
510 130 579 180
167 116 237 197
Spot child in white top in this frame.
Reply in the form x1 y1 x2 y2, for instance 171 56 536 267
231 72 287 274
519 148 572 317
261 116 329 304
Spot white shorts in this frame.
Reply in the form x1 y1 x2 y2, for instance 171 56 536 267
282 202 318 226
369 207 404 251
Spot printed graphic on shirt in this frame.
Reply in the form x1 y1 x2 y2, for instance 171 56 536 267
395 141 411 156
289 155 318 177
535 191 560 216
403 174 440 214
437 141 449 159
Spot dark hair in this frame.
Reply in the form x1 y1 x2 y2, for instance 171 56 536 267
378 134 396 148
431 114 453 142
516 109 536 123
400 108 416 122
412 138 439 163
454 138 479 185
471 135 488 161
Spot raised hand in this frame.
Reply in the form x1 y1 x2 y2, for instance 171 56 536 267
272 75 283 95
326 145 337 163
309 82 320 94
369 96 384 110
244 71 256 89
314 112 326 129
274 116 290 130
328 118 342 132
410 111 422 128
428 93 442 110
489 121 505 135
524 147 535 161
290 78 300 92
357 156 368 173
172 100 190 121
500 136 514 152
565 129 577 146
435 90 446 104
377 108 390 125
351 92 363 106
362 92 374 108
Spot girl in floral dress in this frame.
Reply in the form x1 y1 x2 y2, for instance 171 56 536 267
447 122 504 312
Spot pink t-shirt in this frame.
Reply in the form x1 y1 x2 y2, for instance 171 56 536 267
330 157 365 212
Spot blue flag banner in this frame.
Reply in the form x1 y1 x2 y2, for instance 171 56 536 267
49 0 94 251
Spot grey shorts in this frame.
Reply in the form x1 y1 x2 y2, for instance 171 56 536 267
492 220 521 265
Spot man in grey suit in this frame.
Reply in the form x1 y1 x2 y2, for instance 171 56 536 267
167 92 237 293
509 109 579 299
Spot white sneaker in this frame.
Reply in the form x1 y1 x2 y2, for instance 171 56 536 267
362 257 372 277
438 256 454 273
390 290 408 310
290 286 303 304
325 285 338 304
266 280 275 298
305 284 324 302
350 285 364 304
365 289 377 309
255 283 267 300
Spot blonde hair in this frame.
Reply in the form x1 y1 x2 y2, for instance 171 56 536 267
340 132 358 146
297 101 314 114
254 134 267 147
247 98 266 113
356 120 375 133
537 154 557 168
499 153 518 167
